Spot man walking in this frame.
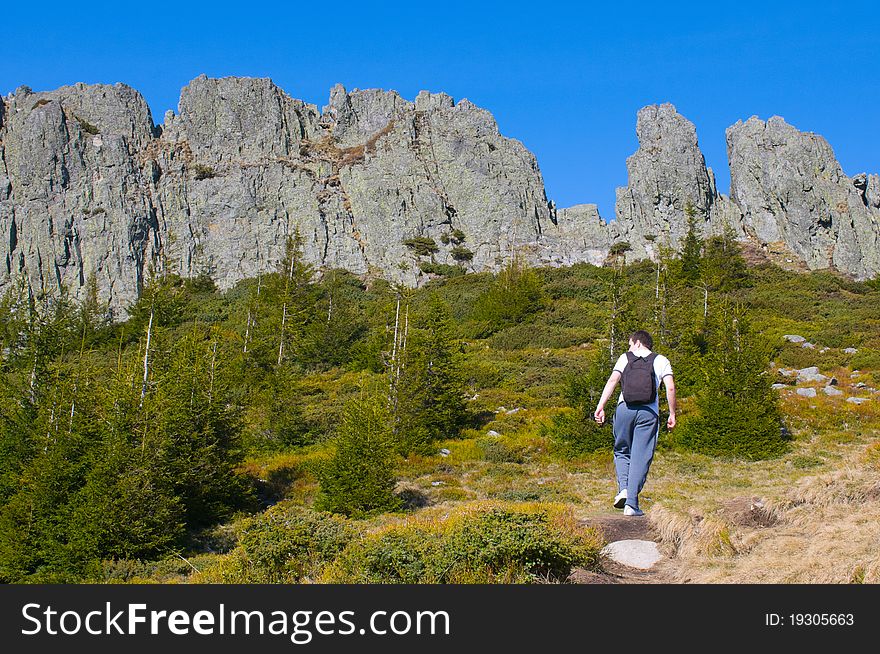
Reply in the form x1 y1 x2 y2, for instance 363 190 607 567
594 330 675 516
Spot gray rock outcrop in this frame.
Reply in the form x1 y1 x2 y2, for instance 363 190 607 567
1 83 156 311
726 116 880 278
1 76 577 315
2 77 879 318
611 103 755 262
613 103 717 259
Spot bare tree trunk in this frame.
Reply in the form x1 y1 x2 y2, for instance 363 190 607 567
398 303 409 379
244 273 262 355
277 249 297 366
277 303 288 366
390 296 401 393
209 336 218 402
140 305 154 407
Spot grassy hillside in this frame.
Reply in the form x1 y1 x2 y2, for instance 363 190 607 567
2 231 879 583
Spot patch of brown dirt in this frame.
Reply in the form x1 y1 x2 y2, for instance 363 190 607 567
579 514 657 542
720 496 777 528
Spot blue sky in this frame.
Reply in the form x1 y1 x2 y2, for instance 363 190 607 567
4 1 878 219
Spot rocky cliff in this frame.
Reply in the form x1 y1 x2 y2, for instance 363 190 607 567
726 116 880 278
1 76 878 316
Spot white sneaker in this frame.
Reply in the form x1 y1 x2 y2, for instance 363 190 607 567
613 489 628 509
623 505 644 517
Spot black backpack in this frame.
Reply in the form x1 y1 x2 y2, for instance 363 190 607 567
620 352 658 404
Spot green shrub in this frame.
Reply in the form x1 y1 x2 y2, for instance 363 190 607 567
609 241 631 257
541 351 614 456
476 437 525 463
418 261 464 277
541 408 612 456
470 256 544 336
488 322 588 350
403 236 439 258
315 390 402 517
850 349 880 375
76 115 99 135
450 245 474 262
192 163 216 180
196 503 355 583
321 503 602 583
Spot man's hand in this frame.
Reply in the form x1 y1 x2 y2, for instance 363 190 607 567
594 407 605 425
667 412 676 430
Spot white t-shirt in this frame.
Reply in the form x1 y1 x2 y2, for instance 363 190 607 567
613 350 673 415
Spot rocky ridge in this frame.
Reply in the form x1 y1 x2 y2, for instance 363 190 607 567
1 76 878 316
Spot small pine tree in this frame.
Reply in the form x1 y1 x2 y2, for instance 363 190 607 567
316 387 401 517
673 303 788 459
392 296 467 453
541 351 614 455
678 201 703 285
700 228 750 293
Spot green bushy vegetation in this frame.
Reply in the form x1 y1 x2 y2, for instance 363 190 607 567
315 388 402 518
321 503 602 583
194 502 355 583
541 351 614 456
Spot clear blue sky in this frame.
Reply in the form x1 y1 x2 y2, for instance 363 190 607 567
4 1 878 219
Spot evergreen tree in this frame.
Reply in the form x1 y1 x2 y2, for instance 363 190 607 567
678 201 703 285
541 350 614 455
674 302 788 459
145 325 252 526
246 231 314 371
700 227 750 294
391 295 467 453
316 385 401 517
605 262 638 363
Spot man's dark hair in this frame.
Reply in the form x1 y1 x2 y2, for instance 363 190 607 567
629 330 654 350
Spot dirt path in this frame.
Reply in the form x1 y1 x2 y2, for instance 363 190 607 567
569 514 679 584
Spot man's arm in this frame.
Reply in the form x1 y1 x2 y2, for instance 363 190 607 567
593 371 621 424
664 375 676 429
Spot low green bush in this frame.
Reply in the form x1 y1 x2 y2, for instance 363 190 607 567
194 503 355 583
476 437 525 463
321 503 601 583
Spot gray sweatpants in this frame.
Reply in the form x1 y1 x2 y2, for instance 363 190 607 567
613 402 660 510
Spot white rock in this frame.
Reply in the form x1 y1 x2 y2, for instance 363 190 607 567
486 430 501 437
783 335 806 343
771 383 788 390
797 387 817 398
439 448 451 457
844 348 858 354
601 540 663 570
847 397 869 405
823 386 843 396
801 342 816 349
